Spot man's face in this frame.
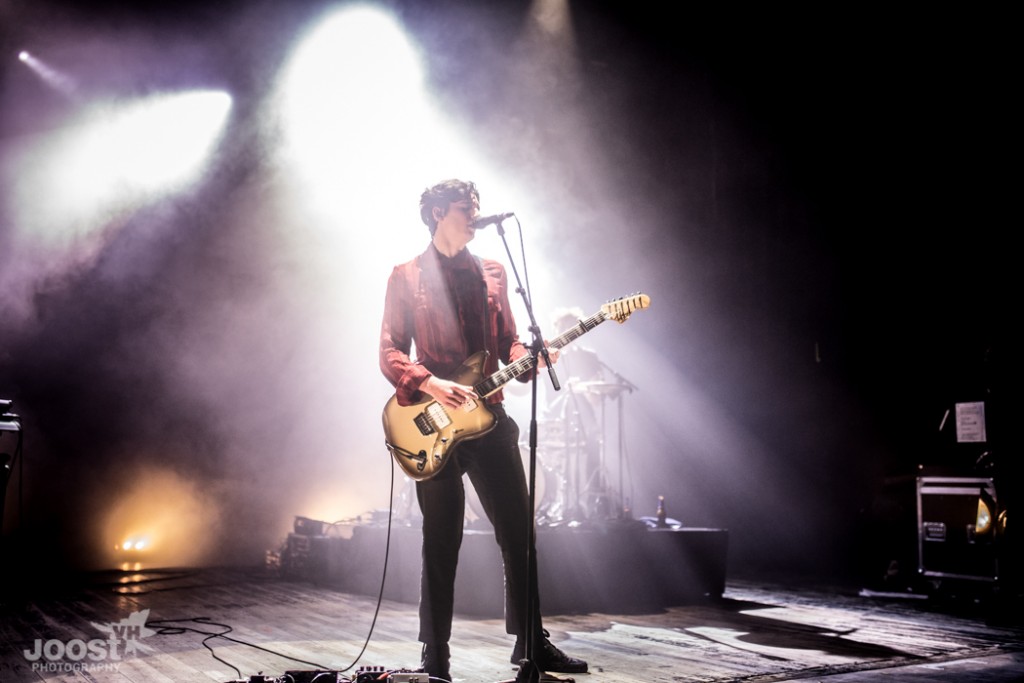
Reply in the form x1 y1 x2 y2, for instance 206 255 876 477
435 195 480 245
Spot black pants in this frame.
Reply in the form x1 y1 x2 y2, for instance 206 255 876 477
416 404 542 646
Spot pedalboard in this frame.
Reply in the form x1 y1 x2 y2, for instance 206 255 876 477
224 666 423 683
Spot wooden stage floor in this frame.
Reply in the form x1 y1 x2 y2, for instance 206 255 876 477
2 566 1023 683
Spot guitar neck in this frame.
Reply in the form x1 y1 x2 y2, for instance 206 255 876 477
473 309 608 398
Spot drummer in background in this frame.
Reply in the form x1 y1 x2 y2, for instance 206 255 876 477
550 308 604 388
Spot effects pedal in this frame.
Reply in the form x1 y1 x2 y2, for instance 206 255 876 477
355 666 386 683
354 666 419 683
355 665 399 682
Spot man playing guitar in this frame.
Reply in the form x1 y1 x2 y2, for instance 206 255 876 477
379 179 588 681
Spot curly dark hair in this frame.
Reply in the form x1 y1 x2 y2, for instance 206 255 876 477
419 179 479 235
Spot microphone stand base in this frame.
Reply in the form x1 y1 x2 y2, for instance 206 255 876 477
495 663 575 683
516 659 540 683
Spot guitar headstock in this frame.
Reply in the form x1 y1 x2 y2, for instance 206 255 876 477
601 293 651 323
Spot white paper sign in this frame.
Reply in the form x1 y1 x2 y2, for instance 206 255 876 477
955 402 986 443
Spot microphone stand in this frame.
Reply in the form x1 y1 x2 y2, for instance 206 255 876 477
492 217 561 683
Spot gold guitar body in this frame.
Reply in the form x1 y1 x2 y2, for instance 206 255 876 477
382 351 496 481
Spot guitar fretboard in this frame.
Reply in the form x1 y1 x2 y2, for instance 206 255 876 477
473 310 607 398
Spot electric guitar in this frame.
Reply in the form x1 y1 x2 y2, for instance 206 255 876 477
382 293 650 480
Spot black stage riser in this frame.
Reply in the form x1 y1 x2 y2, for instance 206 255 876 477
284 526 728 616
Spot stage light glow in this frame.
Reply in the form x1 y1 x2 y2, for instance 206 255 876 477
15 50 77 96
279 5 424 153
102 468 222 568
118 537 149 552
12 89 232 246
274 3 475 220
60 90 232 198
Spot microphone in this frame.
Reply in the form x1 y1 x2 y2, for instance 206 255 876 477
472 212 514 229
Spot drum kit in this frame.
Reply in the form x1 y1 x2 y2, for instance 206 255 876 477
523 377 635 526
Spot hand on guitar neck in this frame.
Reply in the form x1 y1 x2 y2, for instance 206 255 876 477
538 344 559 368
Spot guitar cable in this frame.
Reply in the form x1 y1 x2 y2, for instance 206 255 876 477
332 451 396 673
385 440 426 468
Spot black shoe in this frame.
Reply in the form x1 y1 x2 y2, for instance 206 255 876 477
419 642 452 682
511 630 588 674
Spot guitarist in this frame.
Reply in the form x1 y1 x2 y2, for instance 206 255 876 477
379 179 588 681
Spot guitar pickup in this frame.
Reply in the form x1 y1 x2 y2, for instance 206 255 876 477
413 412 435 436
415 402 453 436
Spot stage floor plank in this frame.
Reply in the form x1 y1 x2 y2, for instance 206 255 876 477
2 568 1022 683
